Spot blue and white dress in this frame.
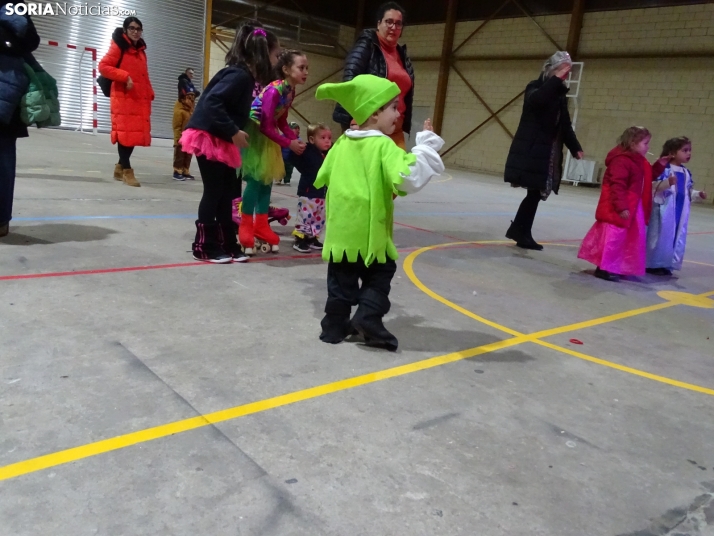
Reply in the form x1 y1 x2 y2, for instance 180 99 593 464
646 164 703 271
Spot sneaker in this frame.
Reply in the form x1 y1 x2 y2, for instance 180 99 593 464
193 252 233 264
173 172 186 181
183 172 195 180
309 237 323 250
293 237 311 253
232 250 249 263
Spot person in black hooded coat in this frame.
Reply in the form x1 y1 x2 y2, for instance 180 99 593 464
177 68 200 99
0 0 40 237
504 51 584 250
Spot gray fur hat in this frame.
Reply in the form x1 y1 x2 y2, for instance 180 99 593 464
542 51 572 78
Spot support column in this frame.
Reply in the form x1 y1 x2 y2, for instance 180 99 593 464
354 0 366 41
433 0 459 136
203 0 213 88
566 0 585 59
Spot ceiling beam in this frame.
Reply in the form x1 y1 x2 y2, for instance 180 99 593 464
433 0 459 135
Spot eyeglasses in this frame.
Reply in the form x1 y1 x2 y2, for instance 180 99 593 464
381 19 403 30
127 26 143 33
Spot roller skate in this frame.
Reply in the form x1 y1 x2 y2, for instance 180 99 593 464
238 213 256 257
232 198 291 227
254 213 280 253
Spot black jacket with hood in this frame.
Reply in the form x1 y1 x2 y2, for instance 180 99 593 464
332 29 414 134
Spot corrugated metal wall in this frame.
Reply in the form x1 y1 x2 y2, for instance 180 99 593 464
32 0 206 139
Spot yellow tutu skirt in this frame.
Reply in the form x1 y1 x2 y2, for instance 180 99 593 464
240 121 285 185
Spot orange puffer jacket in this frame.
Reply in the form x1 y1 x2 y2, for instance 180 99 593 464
98 28 154 147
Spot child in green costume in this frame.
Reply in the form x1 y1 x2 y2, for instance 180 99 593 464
314 74 445 351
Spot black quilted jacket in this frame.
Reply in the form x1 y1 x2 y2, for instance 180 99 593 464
333 29 414 134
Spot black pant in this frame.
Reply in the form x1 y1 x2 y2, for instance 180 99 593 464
196 156 241 225
325 256 397 316
513 189 541 233
0 136 17 224
117 143 134 169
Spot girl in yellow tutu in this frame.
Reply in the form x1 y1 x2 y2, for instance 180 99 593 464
239 50 308 254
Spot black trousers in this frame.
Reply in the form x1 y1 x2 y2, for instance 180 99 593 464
117 143 134 169
513 188 541 233
196 156 241 225
325 256 397 316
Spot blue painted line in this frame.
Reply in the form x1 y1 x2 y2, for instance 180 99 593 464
13 214 196 222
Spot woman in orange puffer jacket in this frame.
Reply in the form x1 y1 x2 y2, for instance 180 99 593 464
99 17 154 187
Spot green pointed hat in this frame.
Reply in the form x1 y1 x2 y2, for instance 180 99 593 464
316 74 400 125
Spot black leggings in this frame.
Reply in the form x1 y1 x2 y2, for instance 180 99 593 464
513 189 541 233
117 143 134 169
196 156 241 224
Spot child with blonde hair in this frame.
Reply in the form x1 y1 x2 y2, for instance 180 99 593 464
578 126 653 282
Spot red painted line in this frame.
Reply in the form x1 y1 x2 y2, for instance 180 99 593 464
0 261 205 281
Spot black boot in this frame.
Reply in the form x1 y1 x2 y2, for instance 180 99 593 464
524 228 544 251
506 221 542 251
351 289 398 352
193 221 232 263
320 302 352 344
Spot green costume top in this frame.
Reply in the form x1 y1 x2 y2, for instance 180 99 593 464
314 132 416 266
315 74 445 267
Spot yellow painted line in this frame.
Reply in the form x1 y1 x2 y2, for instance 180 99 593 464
0 337 526 482
4 240 712 482
404 241 714 397
403 243 522 337
533 340 714 396
432 173 453 184
685 260 714 268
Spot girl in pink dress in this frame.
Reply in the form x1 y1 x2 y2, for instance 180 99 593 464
180 22 280 263
578 126 653 282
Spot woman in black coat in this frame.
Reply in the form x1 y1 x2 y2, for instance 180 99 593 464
333 1 414 148
504 51 584 250
0 0 40 237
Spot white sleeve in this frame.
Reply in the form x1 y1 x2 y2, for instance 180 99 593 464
396 130 445 195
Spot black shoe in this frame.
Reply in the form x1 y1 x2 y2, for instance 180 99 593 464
646 267 672 276
193 252 233 264
594 267 619 282
309 237 323 250
506 221 543 251
320 314 351 344
516 237 544 251
351 307 398 352
505 220 524 242
293 237 311 253
183 172 195 180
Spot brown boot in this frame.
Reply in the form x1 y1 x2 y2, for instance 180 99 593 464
113 163 123 181
122 168 140 187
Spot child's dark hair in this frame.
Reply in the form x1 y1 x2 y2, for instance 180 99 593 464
307 123 329 140
275 49 305 80
225 20 279 86
123 16 142 31
376 2 406 23
617 126 651 151
660 136 691 158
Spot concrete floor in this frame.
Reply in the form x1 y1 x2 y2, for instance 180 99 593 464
1 129 713 536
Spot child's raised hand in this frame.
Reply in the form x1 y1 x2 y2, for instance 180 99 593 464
700 191 708 200
423 118 433 132
668 174 677 187
290 139 307 155
232 130 249 148
619 210 630 220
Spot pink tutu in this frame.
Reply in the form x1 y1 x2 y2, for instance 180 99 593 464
578 203 646 276
179 128 241 168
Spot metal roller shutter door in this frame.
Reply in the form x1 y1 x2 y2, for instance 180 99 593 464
32 0 206 139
